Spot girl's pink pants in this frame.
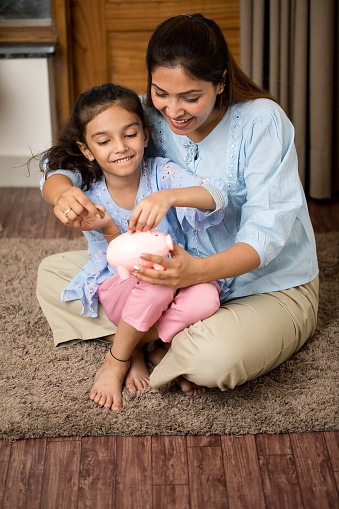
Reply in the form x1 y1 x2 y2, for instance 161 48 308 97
97 274 220 343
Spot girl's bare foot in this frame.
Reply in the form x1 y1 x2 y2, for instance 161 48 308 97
89 351 130 411
125 346 150 392
148 345 207 396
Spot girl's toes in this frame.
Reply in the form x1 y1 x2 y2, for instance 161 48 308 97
97 394 106 406
112 398 122 412
89 390 97 401
104 396 113 408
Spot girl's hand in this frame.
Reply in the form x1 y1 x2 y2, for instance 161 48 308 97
128 190 172 232
132 243 204 290
53 187 105 230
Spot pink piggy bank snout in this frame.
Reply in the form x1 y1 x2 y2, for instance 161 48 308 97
107 230 173 280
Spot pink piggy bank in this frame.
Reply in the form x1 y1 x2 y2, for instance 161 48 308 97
107 230 174 280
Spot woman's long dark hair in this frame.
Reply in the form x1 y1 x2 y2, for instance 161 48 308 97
41 83 146 190
146 13 275 111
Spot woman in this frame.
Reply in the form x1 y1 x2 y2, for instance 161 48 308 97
37 13 319 394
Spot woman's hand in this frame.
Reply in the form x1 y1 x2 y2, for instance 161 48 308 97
128 190 172 232
132 243 205 290
53 186 106 230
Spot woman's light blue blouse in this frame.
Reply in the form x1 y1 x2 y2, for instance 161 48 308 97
145 98 318 300
56 157 228 316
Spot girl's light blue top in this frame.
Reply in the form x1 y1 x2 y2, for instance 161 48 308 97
47 157 228 316
41 98 318 304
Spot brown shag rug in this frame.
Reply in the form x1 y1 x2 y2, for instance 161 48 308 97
0 234 338 440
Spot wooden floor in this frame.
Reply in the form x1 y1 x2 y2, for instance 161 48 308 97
0 188 338 509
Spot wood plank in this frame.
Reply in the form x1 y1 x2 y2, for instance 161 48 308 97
78 436 117 509
0 186 83 239
324 431 339 472
109 31 150 95
259 455 304 508
187 446 227 509
0 440 11 462
115 436 152 509
53 0 73 129
221 435 265 509
0 440 11 508
255 433 292 455
18 187 50 239
2 438 46 509
69 0 108 99
187 435 221 447
40 437 81 509
153 485 190 509
152 436 188 485
104 1 240 32
0 28 57 43
307 198 339 232
290 432 339 509
0 187 25 237
0 462 9 509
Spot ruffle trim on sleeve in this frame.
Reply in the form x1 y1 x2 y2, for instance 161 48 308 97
61 276 100 318
175 205 225 232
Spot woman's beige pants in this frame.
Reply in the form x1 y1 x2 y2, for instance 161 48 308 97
36 250 319 391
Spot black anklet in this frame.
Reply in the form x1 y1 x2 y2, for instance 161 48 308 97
110 349 131 363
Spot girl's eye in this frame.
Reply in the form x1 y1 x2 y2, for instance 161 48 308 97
98 140 109 145
125 133 137 138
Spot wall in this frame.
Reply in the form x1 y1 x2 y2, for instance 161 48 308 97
0 57 56 186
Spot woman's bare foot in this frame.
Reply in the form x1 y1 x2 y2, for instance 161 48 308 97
125 346 150 393
148 345 207 396
176 377 206 396
89 351 130 411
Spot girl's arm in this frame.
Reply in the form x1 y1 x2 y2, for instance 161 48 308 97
132 242 260 290
42 174 106 229
128 186 215 232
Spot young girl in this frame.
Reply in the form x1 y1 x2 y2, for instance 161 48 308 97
40 82 228 410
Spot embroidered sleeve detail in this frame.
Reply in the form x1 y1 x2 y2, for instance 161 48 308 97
202 183 226 212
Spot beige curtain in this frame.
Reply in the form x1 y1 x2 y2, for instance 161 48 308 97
240 0 339 199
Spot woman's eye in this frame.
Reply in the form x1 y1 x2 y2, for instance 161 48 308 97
155 92 167 98
184 97 199 103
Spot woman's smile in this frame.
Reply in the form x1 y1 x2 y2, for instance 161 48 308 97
169 117 194 129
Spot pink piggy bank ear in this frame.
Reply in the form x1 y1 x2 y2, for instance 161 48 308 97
166 235 174 251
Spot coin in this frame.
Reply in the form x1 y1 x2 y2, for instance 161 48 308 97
96 208 105 219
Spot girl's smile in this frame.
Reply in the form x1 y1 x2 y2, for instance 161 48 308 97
151 66 226 143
